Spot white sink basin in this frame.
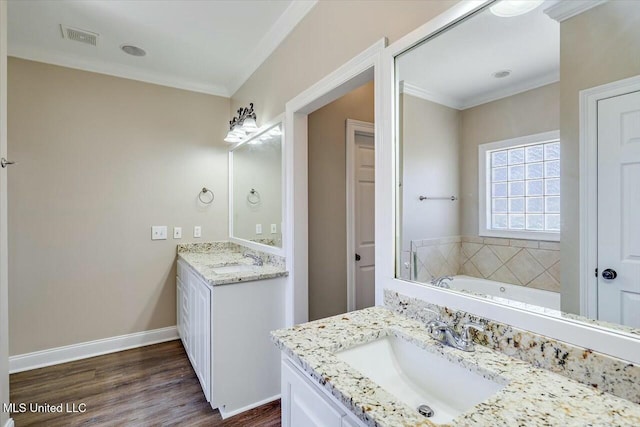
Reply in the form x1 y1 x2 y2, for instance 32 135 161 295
335 335 506 424
212 264 259 274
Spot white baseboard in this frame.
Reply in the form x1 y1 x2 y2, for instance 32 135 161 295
4 418 14 427
9 326 178 374
218 394 281 419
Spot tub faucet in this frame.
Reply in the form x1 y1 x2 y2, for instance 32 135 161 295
429 276 452 288
423 308 484 352
243 252 263 266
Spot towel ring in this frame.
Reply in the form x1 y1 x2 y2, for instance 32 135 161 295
247 188 261 205
199 187 214 204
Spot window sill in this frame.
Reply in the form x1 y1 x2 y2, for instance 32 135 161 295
479 229 560 242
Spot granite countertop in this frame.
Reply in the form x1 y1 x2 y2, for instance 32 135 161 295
177 242 288 286
271 306 640 427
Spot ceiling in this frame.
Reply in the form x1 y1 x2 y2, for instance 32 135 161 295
396 1 559 110
7 0 317 97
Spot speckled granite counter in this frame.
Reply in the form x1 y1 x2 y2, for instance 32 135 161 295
177 241 287 286
272 307 640 426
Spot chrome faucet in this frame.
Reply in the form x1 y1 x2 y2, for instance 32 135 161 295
423 308 484 352
429 276 453 288
243 252 263 266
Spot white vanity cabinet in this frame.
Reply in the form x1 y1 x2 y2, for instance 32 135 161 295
177 259 285 418
281 356 366 427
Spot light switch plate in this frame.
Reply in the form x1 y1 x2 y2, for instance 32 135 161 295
173 227 182 239
194 225 202 238
256 224 262 235
151 226 167 240
270 224 277 234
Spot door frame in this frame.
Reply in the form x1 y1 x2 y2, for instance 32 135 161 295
283 38 385 326
345 119 375 312
579 74 640 318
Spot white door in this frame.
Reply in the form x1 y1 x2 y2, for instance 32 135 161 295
352 130 375 310
597 90 640 327
0 2 11 426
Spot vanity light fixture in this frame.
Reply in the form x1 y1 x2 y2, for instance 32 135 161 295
224 103 258 143
489 0 544 17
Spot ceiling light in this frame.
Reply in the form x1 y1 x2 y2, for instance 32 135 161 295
489 0 544 17
493 69 512 78
121 45 146 57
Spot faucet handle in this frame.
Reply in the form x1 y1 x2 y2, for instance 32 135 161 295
461 322 484 343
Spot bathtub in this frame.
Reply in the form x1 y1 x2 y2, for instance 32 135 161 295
445 275 561 310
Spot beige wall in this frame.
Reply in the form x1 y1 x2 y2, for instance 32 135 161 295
231 0 457 123
401 93 461 251
8 58 230 355
560 1 640 313
308 81 374 321
460 82 560 236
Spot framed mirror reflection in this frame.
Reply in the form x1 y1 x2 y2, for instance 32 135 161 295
394 0 640 336
229 122 283 250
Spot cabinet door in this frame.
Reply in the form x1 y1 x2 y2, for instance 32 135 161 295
193 278 211 400
281 359 344 427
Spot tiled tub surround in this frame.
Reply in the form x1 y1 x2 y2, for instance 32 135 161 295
385 290 640 405
408 236 560 292
272 307 640 426
177 241 287 285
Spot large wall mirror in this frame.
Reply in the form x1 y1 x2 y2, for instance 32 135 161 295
230 122 283 249
395 1 640 337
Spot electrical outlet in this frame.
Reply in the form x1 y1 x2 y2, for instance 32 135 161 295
151 226 167 240
173 227 182 239
194 226 202 238
256 224 262 235
270 224 277 234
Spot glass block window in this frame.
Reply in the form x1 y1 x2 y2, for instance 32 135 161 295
488 140 560 233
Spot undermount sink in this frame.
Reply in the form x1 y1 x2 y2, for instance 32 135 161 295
211 264 259 274
335 335 506 424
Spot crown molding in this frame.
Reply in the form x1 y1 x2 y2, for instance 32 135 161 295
399 81 463 110
544 0 607 22
227 0 318 97
8 45 230 97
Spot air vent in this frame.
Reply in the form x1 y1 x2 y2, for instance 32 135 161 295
60 25 98 46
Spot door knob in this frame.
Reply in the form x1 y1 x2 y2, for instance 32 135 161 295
1 158 15 168
602 269 617 280
355 253 361 261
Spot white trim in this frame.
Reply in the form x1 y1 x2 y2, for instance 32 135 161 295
478 130 561 242
400 71 559 111
3 419 13 427
8 47 229 97
399 81 462 110
346 119 375 312
228 114 286 257
218 394 281 419
544 0 607 23
9 326 178 373
579 74 640 318
378 0 640 363
284 38 386 326
227 1 318 96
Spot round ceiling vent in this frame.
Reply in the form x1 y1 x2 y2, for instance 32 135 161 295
121 45 146 57
493 70 512 79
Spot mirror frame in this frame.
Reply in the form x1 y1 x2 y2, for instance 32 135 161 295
376 0 640 363
228 113 285 256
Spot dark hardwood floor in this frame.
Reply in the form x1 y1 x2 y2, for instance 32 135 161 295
10 340 281 426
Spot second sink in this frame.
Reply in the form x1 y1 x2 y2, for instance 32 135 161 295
335 335 506 424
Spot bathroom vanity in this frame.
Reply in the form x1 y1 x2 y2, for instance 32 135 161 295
177 242 287 418
273 301 640 426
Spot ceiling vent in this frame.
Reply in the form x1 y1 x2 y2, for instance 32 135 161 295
60 25 98 46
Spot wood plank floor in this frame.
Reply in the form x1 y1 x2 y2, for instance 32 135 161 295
10 340 281 426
